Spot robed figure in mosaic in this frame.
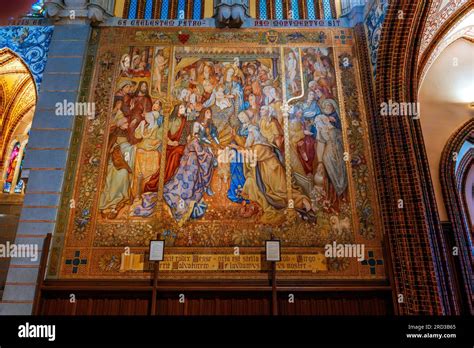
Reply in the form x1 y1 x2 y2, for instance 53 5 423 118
163 108 219 225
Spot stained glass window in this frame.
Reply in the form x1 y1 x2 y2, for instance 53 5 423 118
144 0 153 19
307 0 316 20
259 0 267 20
290 0 299 19
29 0 45 17
323 0 333 19
275 0 283 20
177 0 186 19
13 152 26 194
193 0 202 20
161 0 170 20
3 142 21 194
2 182 11 193
128 0 138 19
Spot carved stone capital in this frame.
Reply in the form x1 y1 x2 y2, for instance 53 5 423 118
214 0 249 28
44 0 64 19
44 0 111 23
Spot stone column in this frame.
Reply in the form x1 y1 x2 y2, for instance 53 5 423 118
0 0 109 315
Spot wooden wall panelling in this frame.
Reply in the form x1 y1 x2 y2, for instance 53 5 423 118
37 280 393 315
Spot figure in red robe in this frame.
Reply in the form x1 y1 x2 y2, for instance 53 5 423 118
127 81 152 145
144 104 189 192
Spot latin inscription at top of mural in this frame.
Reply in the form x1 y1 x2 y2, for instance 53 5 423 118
109 18 345 28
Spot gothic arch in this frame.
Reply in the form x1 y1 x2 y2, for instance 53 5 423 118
418 2 473 84
0 48 37 194
367 0 474 315
418 1 473 68
440 120 474 313
416 1 473 314
362 0 456 315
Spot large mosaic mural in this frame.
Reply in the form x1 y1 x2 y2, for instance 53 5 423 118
48 27 385 281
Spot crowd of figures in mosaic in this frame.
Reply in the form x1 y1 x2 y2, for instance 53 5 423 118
56 28 384 279
95 43 355 247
